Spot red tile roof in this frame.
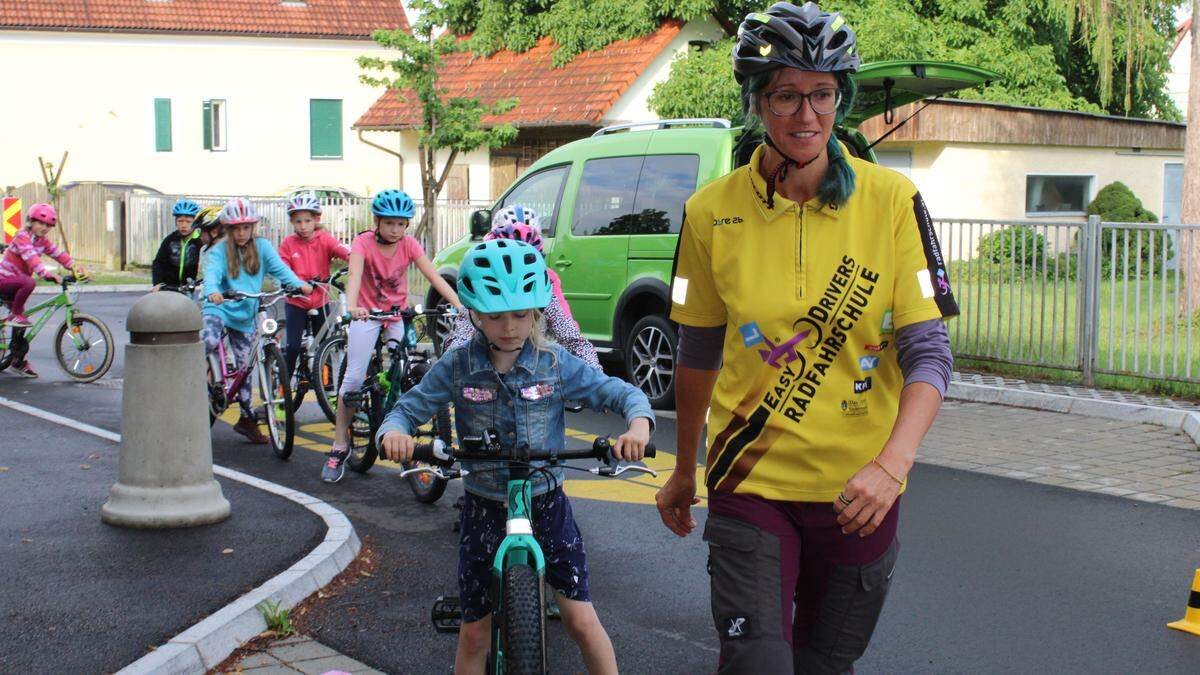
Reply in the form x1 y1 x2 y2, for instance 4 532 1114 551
0 1 408 39
355 22 684 130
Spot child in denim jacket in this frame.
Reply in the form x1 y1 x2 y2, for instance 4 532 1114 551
378 239 653 674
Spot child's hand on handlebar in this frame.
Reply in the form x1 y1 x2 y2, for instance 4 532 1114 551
208 292 224 305
380 431 415 463
298 283 314 295
348 305 369 320
613 417 652 462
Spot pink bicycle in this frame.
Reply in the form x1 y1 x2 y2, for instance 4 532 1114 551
206 288 299 459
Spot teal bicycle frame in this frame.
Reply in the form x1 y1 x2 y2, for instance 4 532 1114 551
411 434 657 674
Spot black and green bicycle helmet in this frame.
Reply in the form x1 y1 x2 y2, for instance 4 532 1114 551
733 2 861 82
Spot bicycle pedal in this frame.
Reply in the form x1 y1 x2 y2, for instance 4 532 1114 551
431 596 462 634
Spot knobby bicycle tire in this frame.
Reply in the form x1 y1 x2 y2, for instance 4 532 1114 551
500 563 546 675
260 343 295 459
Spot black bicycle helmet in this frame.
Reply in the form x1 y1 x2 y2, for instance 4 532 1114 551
733 2 860 82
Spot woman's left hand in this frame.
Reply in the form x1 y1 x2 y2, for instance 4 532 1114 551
834 458 904 537
613 417 651 462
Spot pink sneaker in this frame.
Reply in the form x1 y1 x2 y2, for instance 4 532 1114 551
3 314 32 328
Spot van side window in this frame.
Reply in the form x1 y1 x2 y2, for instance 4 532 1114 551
630 154 700 235
572 157 642 236
573 154 700 236
500 164 570 231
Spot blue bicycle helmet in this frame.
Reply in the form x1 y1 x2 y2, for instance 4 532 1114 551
371 189 415 218
457 239 552 313
172 198 201 217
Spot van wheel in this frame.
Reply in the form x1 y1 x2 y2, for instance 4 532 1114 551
624 314 677 410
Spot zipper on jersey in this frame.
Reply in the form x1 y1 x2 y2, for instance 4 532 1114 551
796 206 807 299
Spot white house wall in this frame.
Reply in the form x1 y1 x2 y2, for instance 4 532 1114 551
0 30 402 196
898 142 1181 220
605 17 726 125
390 131 491 202
883 141 1183 260
1168 27 1191 117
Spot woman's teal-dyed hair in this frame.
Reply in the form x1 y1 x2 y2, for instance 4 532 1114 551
739 70 858 208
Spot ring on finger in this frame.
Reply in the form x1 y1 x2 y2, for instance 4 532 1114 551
837 492 853 507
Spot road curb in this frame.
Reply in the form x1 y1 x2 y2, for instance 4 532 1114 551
32 284 151 294
947 381 1200 447
0 396 360 675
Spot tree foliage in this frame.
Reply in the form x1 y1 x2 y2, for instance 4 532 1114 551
438 0 1182 120
359 0 518 235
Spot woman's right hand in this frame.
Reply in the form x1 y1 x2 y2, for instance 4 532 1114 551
349 305 369 320
380 431 414 463
208 292 224 305
656 471 701 537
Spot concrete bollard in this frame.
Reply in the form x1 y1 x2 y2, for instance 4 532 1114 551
101 291 231 528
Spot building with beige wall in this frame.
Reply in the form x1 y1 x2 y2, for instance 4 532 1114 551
861 100 1185 232
0 2 411 197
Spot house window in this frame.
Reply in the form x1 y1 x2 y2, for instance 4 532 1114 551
1025 175 1092 215
203 99 227 151
875 150 911 178
309 99 343 159
154 98 172 152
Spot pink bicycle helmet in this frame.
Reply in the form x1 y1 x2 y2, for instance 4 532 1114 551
486 206 543 252
220 197 259 225
27 203 58 226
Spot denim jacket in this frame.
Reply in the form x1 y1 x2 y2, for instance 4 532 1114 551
376 332 655 501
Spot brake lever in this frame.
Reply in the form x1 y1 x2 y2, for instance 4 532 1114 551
589 464 658 478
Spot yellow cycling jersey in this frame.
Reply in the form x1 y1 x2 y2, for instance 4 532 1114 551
670 144 958 502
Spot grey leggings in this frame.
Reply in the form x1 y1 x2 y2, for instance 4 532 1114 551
201 314 254 417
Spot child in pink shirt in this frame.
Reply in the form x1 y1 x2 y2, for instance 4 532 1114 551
278 194 350 377
1 203 86 378
321 189 462 484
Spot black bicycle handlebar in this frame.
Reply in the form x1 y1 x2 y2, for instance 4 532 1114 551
411 432 656 466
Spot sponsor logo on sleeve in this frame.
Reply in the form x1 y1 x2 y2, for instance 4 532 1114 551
858 355 879 371
739 322 764 347
853 377 872 394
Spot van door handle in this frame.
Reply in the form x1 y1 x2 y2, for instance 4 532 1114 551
554 260 573 268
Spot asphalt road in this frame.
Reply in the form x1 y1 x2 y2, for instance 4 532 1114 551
3 292 1199 673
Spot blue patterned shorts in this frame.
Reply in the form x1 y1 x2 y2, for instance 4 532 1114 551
458 487 590 623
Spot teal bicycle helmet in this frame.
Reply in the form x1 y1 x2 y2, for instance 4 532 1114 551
457 239 551 313
371 189 415 218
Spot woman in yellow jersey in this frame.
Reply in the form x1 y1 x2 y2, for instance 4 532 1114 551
656 3 957 672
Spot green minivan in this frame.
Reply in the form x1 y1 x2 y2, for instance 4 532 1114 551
427 60 997 408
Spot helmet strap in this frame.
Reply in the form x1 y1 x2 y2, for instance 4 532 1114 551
762 133 821 209
374 229 399 246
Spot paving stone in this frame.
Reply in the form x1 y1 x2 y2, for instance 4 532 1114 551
242 666 303 675
239 651 284 669
269 640 340 663
290 655 372 675
1162 498 1200 510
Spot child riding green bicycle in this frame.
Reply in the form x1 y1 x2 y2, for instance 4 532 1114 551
378 239 654 675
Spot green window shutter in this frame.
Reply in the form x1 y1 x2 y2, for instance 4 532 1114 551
154 98 172 152
202 100 213 150
310 99 343 159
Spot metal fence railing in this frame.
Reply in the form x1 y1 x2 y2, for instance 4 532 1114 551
936 215 1200 385
126 194 490 300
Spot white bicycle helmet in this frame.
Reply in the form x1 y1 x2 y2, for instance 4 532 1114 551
287 193 322 215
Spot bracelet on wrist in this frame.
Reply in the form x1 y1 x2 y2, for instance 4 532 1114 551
872 456 905 485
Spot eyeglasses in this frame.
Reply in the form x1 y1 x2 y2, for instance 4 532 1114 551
762 88 842 117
